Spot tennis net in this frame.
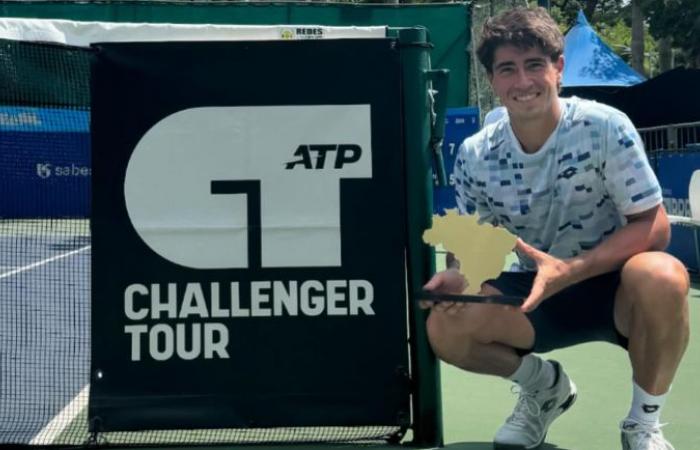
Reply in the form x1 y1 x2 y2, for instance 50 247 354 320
0 18 405 447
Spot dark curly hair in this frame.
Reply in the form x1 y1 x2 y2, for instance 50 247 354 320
477 7 564 74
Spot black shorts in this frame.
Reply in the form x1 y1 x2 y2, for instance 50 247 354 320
485 271 629 354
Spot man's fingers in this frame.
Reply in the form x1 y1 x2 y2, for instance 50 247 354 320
433 301 457 313
446 302 469 315
423 277 442 292
424 269 469 295
521 279 545 313
521 293 540 312
521 297 537 313
423 272 449 291
515 238 543 261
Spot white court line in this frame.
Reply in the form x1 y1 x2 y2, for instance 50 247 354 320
30 384 90 445
3 245 92 443
0 245 90 279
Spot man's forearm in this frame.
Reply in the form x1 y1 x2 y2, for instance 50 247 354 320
567 205 670 283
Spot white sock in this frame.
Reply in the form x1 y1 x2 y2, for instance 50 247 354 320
626 380 668 427
508 354 556 392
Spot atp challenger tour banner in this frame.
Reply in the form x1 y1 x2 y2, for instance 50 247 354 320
90 39 409 431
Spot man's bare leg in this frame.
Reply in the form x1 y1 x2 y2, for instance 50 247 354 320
615 252 690 395
614 251 689 449
426 284 576 450
425 284 534 377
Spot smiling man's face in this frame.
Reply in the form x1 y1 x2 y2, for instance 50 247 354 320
489 44 563 123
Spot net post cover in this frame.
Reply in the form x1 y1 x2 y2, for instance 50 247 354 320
89 39 410 432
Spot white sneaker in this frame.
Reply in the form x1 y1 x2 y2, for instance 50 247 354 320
621 419 675 450
493 360 577 450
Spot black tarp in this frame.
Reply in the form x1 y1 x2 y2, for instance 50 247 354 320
564 68 700 128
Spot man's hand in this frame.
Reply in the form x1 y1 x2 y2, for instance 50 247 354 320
420 268 469 314
515 238 583 312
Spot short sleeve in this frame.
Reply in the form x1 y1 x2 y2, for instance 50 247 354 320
602 112 662 216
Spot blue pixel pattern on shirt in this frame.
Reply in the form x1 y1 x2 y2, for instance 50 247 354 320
453 97 661 271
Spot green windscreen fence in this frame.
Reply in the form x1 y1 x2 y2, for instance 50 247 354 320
0 1 470 108
1 18 444 449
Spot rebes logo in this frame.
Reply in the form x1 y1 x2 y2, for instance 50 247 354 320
124 105 372 269
36 163 52 179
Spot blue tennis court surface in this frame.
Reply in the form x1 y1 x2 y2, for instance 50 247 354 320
0 222 90 443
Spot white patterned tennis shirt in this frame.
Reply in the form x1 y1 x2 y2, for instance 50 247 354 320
454 97 662 272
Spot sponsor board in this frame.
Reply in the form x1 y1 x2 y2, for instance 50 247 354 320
655 150 700 270
432 107 480 215
0 107 90 217
90 39 409 430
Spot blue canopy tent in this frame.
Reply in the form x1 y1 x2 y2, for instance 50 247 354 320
560 10 656 124
561 11 700 127
562 10 645 88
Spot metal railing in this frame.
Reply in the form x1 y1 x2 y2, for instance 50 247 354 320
638 121 700 152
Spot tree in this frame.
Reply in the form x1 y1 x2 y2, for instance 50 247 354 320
642 0 700 68
658 37 672 72
549 0 626 29
550 0 667 75
630 0 644 74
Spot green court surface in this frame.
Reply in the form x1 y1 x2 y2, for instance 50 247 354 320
438 277 700 450
102 279 698 450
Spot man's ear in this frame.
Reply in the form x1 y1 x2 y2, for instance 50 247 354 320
555 55 564 87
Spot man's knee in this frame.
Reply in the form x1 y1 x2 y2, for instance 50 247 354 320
427 309 473 365
426 306 502 368
425 302 533 367
617 252 690 336
621 252 689 305
425 283 503 363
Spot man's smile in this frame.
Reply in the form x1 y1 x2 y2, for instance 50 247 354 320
513 92 539 102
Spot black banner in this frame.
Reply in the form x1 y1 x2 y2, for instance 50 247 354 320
90 39 408 431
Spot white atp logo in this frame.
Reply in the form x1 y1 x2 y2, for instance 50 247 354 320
124 105 372 269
